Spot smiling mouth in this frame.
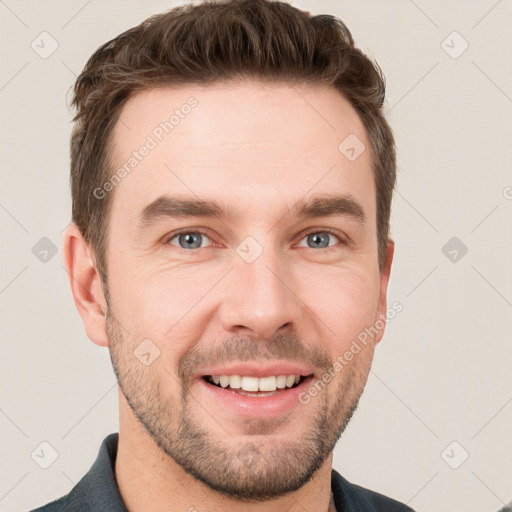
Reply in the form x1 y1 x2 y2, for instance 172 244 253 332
201 374 312 397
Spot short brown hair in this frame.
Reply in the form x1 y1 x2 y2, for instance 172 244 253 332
70 0 396 281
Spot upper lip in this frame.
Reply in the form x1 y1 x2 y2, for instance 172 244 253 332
196 361 316 379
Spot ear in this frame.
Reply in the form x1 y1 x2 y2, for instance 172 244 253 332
374 239 395 344
62 223 109 347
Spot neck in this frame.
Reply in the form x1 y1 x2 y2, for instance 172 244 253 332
115 396 336 512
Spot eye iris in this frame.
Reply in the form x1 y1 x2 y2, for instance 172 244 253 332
179 233 202 249
308 233 330 249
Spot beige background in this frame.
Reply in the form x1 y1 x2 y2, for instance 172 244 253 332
1 1 511 511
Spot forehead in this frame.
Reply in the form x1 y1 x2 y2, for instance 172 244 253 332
107 81 375 227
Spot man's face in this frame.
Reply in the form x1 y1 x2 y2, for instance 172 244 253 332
103 81 392 500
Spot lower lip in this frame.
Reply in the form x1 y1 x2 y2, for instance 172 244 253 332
198 376 314 417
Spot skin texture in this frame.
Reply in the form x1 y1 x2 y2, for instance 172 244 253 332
63 80 394 512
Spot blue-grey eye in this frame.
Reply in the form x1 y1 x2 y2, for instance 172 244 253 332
300 232 339 249
169 232 209 249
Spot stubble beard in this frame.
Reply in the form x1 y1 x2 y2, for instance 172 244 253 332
106 307 374 501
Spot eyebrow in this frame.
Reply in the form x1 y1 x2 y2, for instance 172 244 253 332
138 193 366 230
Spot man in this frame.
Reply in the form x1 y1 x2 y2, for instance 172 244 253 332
33 0 413 510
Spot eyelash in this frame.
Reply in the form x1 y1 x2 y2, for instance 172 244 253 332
164 228 347 253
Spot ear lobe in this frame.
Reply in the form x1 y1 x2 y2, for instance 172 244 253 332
62 223 109 347
374 239 395 345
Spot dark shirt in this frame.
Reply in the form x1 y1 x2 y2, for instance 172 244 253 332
31 433 414 512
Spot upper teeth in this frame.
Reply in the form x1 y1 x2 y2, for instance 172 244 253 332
210 375 301 392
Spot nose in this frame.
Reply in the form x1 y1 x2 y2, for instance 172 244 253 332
219 245 303 341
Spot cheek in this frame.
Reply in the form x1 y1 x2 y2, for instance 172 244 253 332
305 267 380 351
111 263 222 341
